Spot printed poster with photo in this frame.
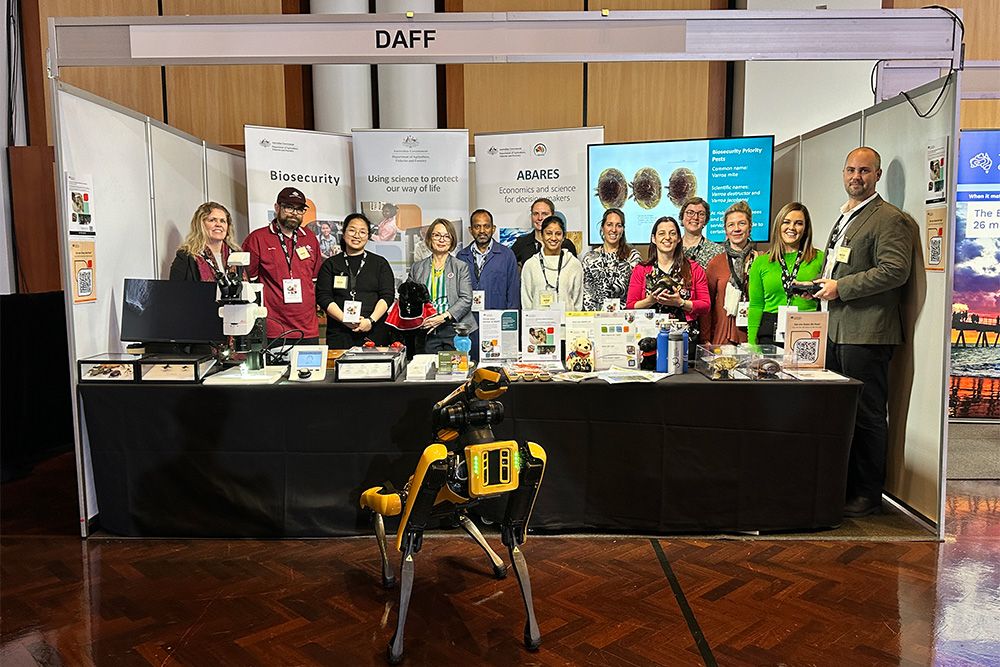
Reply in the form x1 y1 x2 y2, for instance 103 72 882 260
522 310 562 362
66 173 95 235
479 310 519 362
475 127 604 254
244 125 355 235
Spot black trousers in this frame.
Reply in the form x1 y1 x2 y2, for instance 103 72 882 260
827 340 894 501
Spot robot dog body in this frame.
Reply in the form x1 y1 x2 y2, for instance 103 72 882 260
360 367 546 664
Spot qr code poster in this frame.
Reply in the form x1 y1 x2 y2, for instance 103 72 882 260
785 311 828 369
71 240 97 304
925 206 947 272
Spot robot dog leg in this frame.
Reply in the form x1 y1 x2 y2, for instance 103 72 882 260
501 441 546 651
456 512 507 579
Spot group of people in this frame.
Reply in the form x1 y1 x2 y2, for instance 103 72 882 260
170 148 912 519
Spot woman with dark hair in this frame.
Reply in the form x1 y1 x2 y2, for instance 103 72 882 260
702 200 759 345
169 202 240 281
520 216 584 310
375 203 399 241
747 202 825 346
626 216 710 332
581 208 642 311
408 218 476 351
315 213 395 349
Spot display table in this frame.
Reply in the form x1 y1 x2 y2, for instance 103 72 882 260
79 372 861 537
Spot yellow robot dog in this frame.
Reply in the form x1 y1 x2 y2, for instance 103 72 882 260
360 366 546 665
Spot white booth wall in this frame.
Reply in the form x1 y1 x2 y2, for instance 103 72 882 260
736 0 882 145
776 76 959 527
54 82 247 525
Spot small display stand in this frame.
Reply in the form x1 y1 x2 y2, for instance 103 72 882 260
138 354 218 383
743 345 799 381
696 344 752 380
334 346 406 382
78 353 141 382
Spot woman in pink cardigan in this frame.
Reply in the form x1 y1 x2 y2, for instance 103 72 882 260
627 216 710 347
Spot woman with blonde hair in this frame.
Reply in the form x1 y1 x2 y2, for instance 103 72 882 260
407 218 476 351
169 202 240 281
747 202 825 346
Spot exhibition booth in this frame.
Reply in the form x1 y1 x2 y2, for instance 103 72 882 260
49 10 961 539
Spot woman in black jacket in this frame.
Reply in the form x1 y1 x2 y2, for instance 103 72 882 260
315 213 396 349
168 202 241 281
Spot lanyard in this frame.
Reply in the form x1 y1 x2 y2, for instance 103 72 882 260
201 247 226 277
725 250 752 297
473 250 493 284
778 250 805 304
274 223 297 278
539 251 564 294
345 251 367 298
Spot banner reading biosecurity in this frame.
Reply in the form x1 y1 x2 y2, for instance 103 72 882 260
475 127 604 253
353 129 469 277
244 126 354 254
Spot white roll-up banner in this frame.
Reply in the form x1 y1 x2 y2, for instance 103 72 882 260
244 125 355 260
474 126 603 254
352 129 469 280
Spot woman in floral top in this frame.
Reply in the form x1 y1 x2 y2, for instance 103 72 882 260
581 208 642 311
680 196 725 269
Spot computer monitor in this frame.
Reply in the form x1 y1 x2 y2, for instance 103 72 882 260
588 135 775 244
120 278 225 344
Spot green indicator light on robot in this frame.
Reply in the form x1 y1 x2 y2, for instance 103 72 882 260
514 451 520 470
473 455 479 475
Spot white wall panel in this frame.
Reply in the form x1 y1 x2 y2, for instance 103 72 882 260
150 125 206 279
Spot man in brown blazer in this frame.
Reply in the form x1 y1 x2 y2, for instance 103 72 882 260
815 147 913 518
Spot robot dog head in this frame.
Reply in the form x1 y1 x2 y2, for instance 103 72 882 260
398 280 430 318
385 280 437 331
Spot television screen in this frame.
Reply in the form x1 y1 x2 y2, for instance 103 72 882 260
587 135 774 245
120 278 224 344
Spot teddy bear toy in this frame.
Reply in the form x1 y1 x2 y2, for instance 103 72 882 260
638 337 658 371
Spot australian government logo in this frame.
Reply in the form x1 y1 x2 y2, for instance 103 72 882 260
403 135 419 148
259 138 298 154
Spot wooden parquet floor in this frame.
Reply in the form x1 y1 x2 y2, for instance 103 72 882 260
2 453 999 667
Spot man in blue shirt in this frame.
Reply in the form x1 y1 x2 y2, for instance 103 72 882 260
456 208 520 359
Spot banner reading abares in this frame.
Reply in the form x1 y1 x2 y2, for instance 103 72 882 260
475 127 604 252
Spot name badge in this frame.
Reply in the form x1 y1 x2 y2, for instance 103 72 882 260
835 246 852 264
736 300 750 327
472 290 485 312
283 278 303 304
296 246 311 260
334 275 348 290
539 292 555 308
602 298 620 313
342 299 362 324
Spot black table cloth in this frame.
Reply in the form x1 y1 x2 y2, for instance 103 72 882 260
79 372 861 537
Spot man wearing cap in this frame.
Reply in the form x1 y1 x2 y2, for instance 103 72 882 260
243 187 323 344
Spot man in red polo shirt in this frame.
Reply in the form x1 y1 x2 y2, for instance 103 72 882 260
243 187 322 345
